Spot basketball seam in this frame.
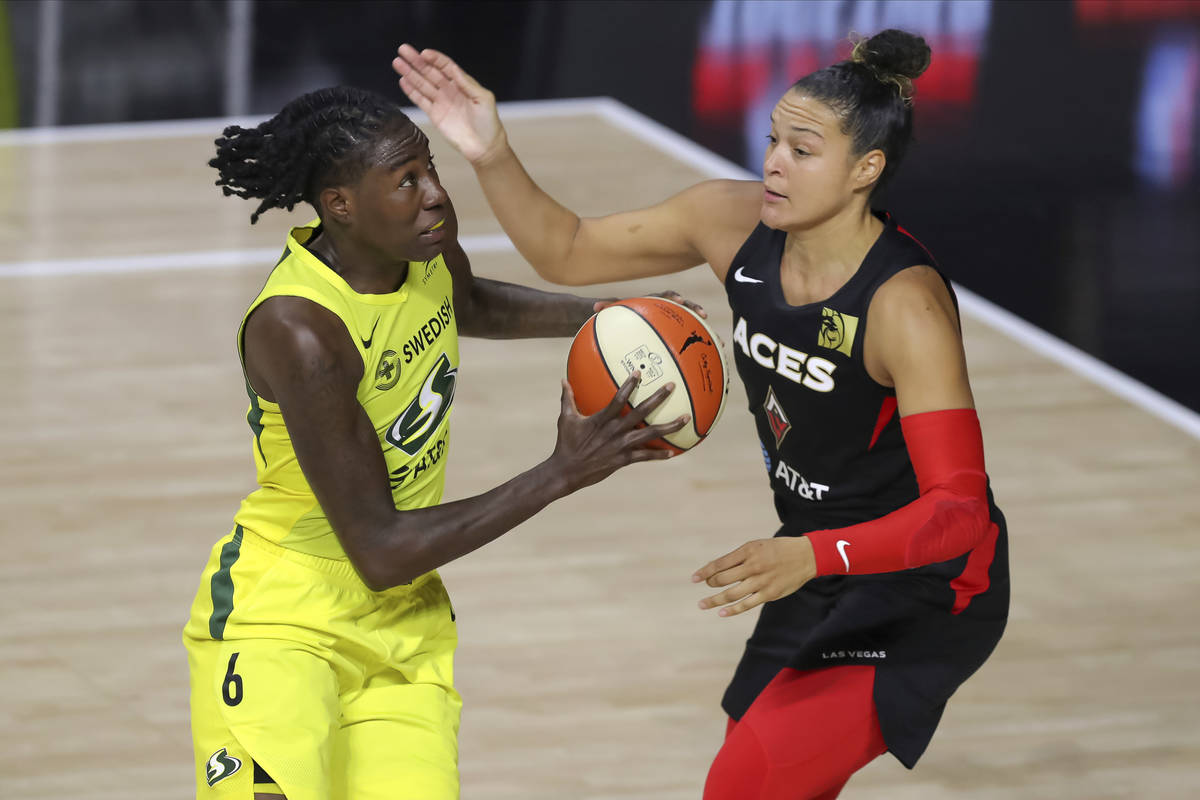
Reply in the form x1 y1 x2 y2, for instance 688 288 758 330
673 301 728 436
591 318 623 401
624 304 702 438
694 310 729 434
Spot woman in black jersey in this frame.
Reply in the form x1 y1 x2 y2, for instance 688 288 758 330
395 29 1009 799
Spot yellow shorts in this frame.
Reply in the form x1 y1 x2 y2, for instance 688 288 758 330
182 527 461 800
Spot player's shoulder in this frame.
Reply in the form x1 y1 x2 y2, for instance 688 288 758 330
870 265 960 341
246 295 359 378
875 264 946 303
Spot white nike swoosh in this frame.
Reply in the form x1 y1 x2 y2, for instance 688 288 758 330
836 539 851 572
733 266 763 284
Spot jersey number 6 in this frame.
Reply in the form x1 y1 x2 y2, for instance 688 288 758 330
222 652 244 706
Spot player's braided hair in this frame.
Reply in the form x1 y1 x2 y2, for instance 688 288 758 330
209 86 423 224
792 29 931 195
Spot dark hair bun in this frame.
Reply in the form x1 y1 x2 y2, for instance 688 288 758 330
855 29 931 82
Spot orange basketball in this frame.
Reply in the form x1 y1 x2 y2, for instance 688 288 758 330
566 297 729 453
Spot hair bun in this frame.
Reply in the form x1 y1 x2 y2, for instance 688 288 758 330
851 29 931 101
854 29 931 80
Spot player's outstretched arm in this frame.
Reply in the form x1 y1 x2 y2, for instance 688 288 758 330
244 297 687 591
393 44 760 285
443 238 706 338
442 236 605 338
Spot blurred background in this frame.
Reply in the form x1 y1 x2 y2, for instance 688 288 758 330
3 0 1199 411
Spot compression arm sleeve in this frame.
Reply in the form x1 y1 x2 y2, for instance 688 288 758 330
806 408 996 577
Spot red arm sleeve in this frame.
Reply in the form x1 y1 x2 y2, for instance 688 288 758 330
806 408 996 579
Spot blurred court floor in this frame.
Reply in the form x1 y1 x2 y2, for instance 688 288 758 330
0 100 1197 798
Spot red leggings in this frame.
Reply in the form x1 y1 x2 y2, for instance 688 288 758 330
703 666 887 800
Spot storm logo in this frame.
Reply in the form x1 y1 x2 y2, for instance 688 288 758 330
763 386 791 447
386 353 457 455
205 748 242 786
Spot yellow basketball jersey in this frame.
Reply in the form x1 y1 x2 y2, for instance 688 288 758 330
232 221 459 559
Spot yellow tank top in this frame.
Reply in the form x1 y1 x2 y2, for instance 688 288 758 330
232 221 459 559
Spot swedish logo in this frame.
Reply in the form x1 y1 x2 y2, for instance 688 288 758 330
375 349 401 390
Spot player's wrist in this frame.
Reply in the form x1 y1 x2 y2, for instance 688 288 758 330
531 457 574 501
469 131 512 170
787 535 819 584
804 530 844 577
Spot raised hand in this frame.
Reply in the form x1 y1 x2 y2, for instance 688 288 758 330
393 44 507 165
551 372 687 492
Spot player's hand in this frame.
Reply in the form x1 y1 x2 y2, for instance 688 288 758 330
692 537 818 617
594 291 708 319
393 44 508 166
550 372 687 493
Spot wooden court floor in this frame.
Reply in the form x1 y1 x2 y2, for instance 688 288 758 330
1 105 1197 799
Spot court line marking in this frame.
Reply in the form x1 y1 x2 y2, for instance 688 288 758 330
0 97 608 146
953 286 1200 440
0 234 514 278
3 98 1197 439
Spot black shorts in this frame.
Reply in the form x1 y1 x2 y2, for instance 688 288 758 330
721 509 1010 768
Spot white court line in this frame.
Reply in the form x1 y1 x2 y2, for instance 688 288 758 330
0 234 514 277
0 246 283 277
3 98 1198 439
0 97 609 146
953 287 1200 439
593 97 751 181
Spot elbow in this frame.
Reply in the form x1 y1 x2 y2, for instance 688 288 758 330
353 558 397 593
343 536 426 593
527 259 575 286
356 560 422 593
360 574 390 593
528 220 585 285
905 494 992 567
556 271 594 287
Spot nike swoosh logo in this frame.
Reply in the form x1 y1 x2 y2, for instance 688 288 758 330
836 540 851 572
361 317 380 349
733 266 763 284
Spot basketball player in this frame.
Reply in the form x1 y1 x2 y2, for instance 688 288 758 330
182 87 692 800
395 29 1009 799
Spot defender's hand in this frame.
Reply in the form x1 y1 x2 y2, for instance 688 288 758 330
692 537 817 617
393 45 507 166
551 372 687 493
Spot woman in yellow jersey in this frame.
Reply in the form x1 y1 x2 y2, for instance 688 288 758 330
183 86 689 800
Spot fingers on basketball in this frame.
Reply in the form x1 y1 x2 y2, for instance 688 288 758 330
565 297 728 454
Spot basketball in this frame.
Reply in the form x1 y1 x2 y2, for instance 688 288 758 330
566 297 729 453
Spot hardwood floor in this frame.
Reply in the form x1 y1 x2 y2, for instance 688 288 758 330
1 104 1196 798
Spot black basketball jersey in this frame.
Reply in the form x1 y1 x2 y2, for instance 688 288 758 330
720 212 1010 768
727 211 940 527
